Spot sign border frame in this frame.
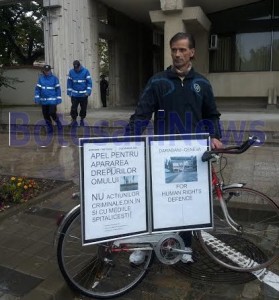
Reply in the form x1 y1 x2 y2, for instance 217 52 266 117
148 133 213 233
79 136 149 245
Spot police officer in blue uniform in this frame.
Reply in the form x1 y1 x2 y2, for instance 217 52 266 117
67 60 93 127
34 64 62 134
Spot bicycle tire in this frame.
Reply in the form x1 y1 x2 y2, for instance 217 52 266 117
198 187 279 272
57 206 153 299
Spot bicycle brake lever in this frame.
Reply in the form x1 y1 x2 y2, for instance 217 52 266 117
201 152 219 162
212 154 220 164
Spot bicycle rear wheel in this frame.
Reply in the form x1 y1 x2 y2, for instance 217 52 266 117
198 187 279 272
57 207 153 299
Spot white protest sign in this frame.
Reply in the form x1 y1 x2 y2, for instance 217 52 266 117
149 135 212 232
80 138 147 244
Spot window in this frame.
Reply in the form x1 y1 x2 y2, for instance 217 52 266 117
235 32 271 71
209 36 233 72
209 0 278 72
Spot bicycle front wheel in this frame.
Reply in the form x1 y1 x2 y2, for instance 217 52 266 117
57 207 153 299
198 187 279 272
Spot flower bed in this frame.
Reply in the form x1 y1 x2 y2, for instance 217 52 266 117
0 175 63 211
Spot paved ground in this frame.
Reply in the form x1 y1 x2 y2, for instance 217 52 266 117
0 106 279 299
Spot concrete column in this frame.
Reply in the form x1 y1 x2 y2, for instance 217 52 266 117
273 88 277 105
193 30 209 74
150 11 184 68
267 87 276 109
43 0 101 114
150 0 185 67
268 88 273 105
110 41 121 107
150 4 211 71
164 16 185 67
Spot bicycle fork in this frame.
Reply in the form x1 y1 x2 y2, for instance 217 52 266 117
218 195 242 233
213 173 243 233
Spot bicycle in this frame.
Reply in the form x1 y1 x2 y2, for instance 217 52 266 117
55 136 279 299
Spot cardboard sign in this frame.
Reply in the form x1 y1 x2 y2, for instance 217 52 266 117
80 137 148 245
149 134 212 232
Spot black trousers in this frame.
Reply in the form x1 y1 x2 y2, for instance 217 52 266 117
42 105 58 122
101 91 107 107
180 231 192 247
70 96 88 119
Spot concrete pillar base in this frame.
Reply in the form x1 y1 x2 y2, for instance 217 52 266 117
267 104 278 110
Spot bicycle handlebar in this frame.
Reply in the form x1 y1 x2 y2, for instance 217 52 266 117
202 136 259 162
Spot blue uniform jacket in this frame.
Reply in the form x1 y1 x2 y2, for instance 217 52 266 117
67 66 92 97
34 73 62 105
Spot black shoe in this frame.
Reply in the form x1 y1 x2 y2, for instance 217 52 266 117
80 119 85 127
70 119 78 127
56 119 63 130
46 122 53 134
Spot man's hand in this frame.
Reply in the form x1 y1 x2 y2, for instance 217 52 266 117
211 138 223 149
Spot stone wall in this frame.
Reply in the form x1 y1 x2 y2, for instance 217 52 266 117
0 67 41 106
208 71 279 108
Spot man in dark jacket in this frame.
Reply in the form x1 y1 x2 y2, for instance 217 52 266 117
100 74 108 107
126 32 223 265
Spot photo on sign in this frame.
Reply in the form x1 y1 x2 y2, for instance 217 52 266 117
164 156 197 183
120 175 139 191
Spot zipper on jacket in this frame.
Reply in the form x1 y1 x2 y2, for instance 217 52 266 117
179 76 185 87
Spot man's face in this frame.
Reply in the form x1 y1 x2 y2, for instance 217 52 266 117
74 64 81 71
170 38 195 69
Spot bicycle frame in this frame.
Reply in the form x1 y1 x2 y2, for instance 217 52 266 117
55 169 246 259
211 165 243 233
55 175 245 264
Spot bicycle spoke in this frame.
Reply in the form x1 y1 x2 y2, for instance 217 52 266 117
57 207 153 298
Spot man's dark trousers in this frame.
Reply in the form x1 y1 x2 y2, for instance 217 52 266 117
70 96 88 119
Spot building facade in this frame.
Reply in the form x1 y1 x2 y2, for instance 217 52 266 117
1 0 278 112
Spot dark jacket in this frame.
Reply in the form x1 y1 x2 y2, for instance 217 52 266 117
100 78 108 93
126 67 221 138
